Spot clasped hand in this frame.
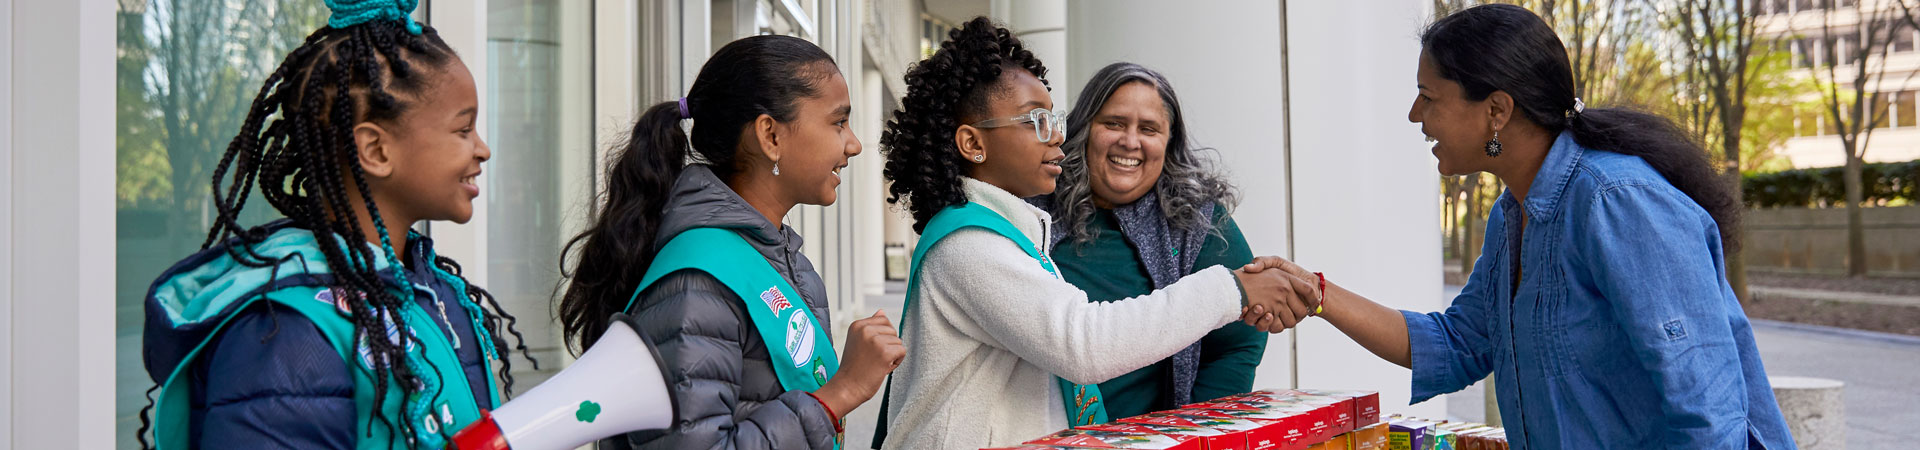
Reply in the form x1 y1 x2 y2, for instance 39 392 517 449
1231 256 1322 333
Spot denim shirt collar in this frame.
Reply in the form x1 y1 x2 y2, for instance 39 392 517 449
1501 131 1586 224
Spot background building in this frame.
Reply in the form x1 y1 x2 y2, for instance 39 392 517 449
1761 0 1920 168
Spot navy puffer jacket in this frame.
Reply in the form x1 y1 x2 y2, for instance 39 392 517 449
142 223 494 448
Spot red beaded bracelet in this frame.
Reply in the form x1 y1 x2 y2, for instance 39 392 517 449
1313 272 1326 316
805 391 846 434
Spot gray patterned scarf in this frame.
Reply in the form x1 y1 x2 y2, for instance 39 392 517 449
1036 190 1216 407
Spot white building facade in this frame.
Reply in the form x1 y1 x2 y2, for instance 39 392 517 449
1761 0 1920 168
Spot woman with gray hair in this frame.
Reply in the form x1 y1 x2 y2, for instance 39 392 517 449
1033 62 1268 418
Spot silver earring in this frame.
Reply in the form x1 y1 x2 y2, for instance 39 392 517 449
1485 131 1503 157
973 154 985 162
772 162 781 176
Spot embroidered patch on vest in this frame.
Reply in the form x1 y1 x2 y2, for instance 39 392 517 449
785 311 816 368
760 286 793 312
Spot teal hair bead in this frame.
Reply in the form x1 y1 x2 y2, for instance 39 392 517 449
325 0 422 35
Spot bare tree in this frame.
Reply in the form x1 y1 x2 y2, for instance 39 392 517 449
1799 1 1914 276
1661 0 1764 300
126 0 326 253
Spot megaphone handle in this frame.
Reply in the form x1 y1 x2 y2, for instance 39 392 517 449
449 410 511 450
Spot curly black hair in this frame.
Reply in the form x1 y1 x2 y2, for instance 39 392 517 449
882 16 1050 232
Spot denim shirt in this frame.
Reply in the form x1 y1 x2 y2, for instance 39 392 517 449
1403 132 1794 449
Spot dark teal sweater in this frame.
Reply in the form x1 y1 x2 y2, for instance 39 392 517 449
1052 209 1267 418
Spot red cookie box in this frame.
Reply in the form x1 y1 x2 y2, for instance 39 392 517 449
1286 389 1382 427
1147 409 1298 450
1218 394 1353 437
1167 407 1321 450
1119 410 1272 450
1231 388 1378 431
1181 400 1334 444
1024 424 1203 450
1094 418 1246 450
981 447 1080 450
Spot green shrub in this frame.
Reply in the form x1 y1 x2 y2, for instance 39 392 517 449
1744 160 1920 208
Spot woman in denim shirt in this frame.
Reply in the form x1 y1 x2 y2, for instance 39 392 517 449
1245 5 1794 449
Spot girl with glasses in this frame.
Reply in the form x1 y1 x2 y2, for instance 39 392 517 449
870 17 1313 450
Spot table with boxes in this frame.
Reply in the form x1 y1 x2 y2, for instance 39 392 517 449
985 389 1510 450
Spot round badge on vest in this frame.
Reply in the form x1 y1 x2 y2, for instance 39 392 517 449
785 310 815 368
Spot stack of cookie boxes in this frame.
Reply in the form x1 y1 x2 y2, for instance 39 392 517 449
985 389 1387 450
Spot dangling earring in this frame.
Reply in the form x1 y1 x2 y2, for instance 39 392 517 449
973 154 985 163
772 161 781 176
1484 131 1503 157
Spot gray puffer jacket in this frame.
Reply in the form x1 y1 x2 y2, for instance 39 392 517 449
601 164 838 450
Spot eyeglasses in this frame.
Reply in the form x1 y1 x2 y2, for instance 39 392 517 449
971 107 1067 144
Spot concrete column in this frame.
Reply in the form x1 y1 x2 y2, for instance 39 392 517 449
993 0 1070 108
856 64 890 299
1064 0 1442 418
9 0 118 447
1771 376 1846 450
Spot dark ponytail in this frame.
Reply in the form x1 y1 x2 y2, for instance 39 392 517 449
1422 4 1742 252
556 35 836 351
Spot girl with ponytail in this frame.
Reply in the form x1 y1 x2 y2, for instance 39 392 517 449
556 35 903 449
140 2 535 448
1245 5 1793 448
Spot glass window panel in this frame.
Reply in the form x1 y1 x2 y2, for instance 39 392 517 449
114 1 330 447
1900 91 1917 127
1875 93 1892 129
485 0 595 386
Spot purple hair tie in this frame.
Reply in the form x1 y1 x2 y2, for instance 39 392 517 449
677 97 690 119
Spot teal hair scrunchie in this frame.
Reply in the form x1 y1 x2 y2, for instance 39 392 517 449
326 0 423 35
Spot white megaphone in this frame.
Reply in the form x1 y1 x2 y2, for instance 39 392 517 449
450 313 679 450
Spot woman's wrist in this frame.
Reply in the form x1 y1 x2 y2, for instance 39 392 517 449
1231 269 1251 308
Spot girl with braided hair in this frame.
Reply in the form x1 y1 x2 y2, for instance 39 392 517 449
873 17 1312 449
140 2 534 448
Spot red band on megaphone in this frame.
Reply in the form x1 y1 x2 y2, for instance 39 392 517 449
450 410 511 450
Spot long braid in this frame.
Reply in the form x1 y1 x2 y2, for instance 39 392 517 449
329 29 431 445
141 19 536 450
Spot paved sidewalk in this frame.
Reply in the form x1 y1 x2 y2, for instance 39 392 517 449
1751 285 1920 307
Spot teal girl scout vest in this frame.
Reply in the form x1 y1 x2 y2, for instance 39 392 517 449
872 202 1110 446
626 227 843 446
150 229 496 449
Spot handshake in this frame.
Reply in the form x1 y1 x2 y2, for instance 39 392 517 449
1231 256 1323 333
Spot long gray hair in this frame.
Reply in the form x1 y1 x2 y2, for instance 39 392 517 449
1051 62 1238 246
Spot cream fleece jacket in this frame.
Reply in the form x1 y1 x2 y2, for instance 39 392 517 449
879 178 1246 449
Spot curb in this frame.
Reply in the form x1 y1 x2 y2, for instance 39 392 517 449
1750 319 1920 346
